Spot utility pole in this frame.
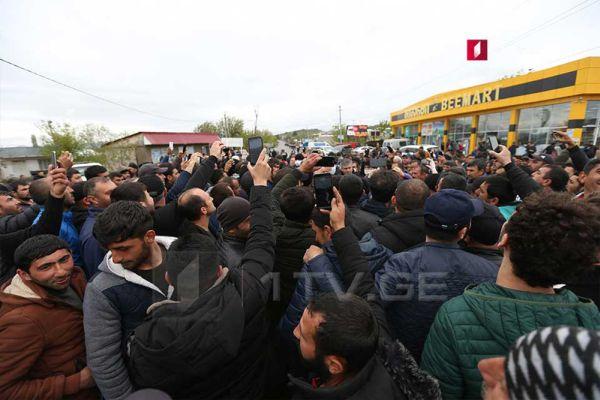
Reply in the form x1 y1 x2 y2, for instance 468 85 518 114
254 108 258 136
338 105 343 143
223 112 228 138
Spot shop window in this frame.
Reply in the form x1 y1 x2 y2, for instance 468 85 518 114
448 117 472 152
582 100 600 146
516 103 570 146
477 111 510 145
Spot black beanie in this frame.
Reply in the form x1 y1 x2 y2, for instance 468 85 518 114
217 197 251 232
467 203 505 245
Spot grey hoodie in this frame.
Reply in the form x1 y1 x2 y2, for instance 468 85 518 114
83 236 176 400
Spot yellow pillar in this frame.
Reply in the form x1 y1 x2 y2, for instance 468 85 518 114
469 115 479 153
417 122 423 145
567 98 587 146
443 118 449 150
507 109 520 147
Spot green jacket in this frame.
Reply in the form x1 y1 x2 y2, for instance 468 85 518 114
421 282 600 399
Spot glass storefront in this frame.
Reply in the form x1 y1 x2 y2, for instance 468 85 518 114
477 111 510 145
403 124 419 144
421 120 444 146
582 100 600 146
448 116 472 153
517 102 570 146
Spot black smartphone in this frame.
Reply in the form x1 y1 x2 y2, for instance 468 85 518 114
248 136 263 165
313 173 333 208
487 135 500 152
316 156 336 167
370 157 387 168
50 151 57 169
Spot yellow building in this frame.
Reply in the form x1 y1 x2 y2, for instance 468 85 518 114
390 57 600 154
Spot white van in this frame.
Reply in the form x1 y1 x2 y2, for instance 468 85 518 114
383 138 409 151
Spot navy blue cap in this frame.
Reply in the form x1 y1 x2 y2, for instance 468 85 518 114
424 189 484 231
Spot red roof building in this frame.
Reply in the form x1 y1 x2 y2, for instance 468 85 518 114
102 131 220 169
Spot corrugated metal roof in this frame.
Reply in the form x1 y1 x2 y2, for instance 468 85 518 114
141 132 220 145
0 146 46 159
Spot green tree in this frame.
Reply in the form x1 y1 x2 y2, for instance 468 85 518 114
40 121 85 158
217 115 244 137
31 134 38 147
193 121 218 133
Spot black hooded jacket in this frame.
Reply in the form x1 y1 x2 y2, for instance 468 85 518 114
370 209 425 253
127 186 275 399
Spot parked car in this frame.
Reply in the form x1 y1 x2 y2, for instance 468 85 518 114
383 138 410 151
72 162 102 180
398 145 439 155
352 146 375 156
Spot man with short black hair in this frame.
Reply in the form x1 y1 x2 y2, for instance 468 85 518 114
83 201 176 400
109 171 124 186
80 177 117 278
478 175 519 219
9 179 33 206
580 158 600 199
0 235 97 399
361 170 398 218
376 189 498 361
466 159 486 183
339 174 379 238
422 192 600 399
0 191 23 217
110 181 154 212
436 172 467 192
461 203 505 266
370 179 429 253
216 196 251 269
138 174 166 208
67 168 83 185
84 165 108 181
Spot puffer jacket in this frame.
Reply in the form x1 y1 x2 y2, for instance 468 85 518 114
369 209 425 253
347 205 380 239
421 282 600 399
279 233 392 339
0 267 97 400
375 242 498 362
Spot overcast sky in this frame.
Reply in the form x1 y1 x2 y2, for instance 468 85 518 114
0 0 599 146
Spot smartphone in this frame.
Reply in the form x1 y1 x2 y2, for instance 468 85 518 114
316 156 336 167
370 157 387 168
487 135 499 152
50 151 57 169
313 173 333 208
248 136 263 165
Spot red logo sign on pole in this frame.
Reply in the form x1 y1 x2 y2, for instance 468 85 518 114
467 39 487 61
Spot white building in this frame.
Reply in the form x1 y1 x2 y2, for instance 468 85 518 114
0 147 50 180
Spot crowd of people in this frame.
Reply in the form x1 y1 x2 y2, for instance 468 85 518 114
0 130 599 400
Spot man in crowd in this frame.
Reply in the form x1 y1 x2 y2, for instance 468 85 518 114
138 174 166 209
0 167 68 283
110 181 155 212
80 176 116 278
579 158 600 199
421 192 600 399
370 179 429 253
29 177 82 266
216 196 251 269
360 170 399 219
269 154 318 322
83 200 176 400
477 175 519 219
466 159 486 183
126 149 276 399
375 189 498 361
0 235 97 399
84 165 108 180
109 171 124 186
0 190 23 217
177 186 218 241
409 159 430 181
460 203 505 266
479 326 600 400
9 179 33 207
338 174 379 238
67 168 83 185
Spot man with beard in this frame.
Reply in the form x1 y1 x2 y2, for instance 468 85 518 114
0 235 97 399
29 177 82 266
0 191 23 217
83 201 176 400
9 179 34 207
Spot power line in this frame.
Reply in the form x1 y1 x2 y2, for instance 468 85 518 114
0 57 199 123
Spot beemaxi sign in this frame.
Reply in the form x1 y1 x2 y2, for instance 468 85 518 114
403 86 501 119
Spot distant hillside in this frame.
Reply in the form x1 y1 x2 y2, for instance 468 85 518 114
277 128 323 142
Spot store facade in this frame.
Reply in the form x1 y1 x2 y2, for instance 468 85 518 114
390 57 600 153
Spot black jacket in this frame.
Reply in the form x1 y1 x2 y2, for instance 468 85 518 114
128 185 275 399
360 199 393 219
370 210 425 254
462 246 503 267
348 205 379 239
0 204 40 234
217 233 246 269
0 195 63 283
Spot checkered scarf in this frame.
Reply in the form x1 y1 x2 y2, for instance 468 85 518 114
506 326 600 400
